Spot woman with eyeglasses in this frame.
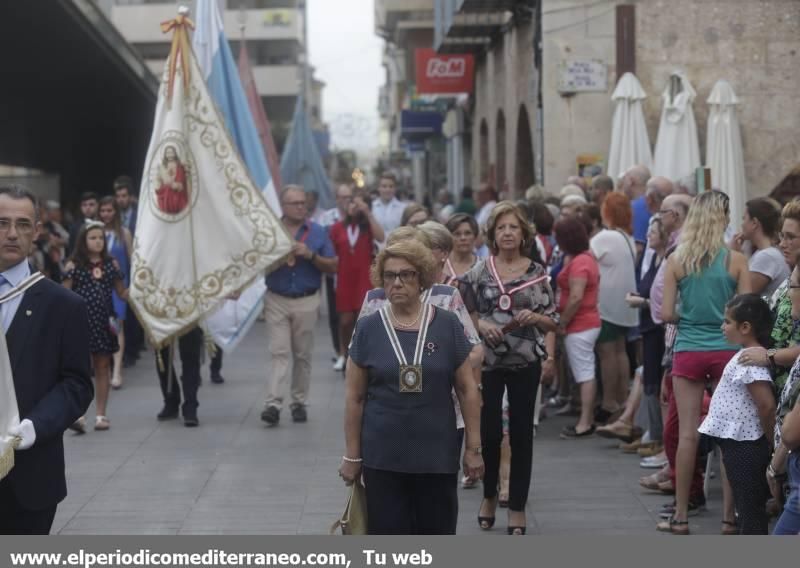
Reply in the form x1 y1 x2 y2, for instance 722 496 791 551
730 197 788 298
660 190 751 535
460 201 557 535
339 239 484 534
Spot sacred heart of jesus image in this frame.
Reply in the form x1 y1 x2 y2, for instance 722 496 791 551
147 133 199 221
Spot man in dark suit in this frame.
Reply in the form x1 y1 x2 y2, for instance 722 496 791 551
0 185 93 535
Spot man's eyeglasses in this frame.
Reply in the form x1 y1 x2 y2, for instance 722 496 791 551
383 270 418 284
282 201 307 208
779 232 800 243
0 219 35 235
658 209 676 217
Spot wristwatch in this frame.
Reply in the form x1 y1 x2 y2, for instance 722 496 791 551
767 348 778 370
468 446 483 455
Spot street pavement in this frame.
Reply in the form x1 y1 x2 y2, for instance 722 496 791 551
54 319 728 535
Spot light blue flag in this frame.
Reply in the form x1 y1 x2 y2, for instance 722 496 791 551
192 0 281 214
281 96 334 209
192 0 277 352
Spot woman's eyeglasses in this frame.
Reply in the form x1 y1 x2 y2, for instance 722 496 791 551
383 270 418 284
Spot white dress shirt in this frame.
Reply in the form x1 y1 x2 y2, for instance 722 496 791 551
0 260 31 332
372 197 407 234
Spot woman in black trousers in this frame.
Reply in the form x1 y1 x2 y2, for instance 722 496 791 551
461 201 558 535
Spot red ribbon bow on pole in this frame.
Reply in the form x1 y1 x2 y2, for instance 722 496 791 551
160 12 195 103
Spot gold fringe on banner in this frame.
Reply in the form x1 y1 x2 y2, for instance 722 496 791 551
0 437 20 481
160 9 195 104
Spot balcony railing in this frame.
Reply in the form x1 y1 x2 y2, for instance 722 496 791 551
434 0 513 53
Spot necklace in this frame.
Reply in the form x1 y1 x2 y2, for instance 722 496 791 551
389 303 422 329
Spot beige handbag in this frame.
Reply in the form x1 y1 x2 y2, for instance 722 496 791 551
330 480 368 535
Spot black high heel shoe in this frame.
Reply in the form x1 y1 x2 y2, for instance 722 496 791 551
478 498 497 530
507 526 527 535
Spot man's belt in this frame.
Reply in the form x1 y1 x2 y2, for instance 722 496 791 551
273 289 319 299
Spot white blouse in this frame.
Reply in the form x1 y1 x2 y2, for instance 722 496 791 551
699 352 773 441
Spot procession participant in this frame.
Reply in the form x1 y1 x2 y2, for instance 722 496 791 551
445 214 480 278
400 203 430 228
340 239 483 534
68 192 99 255
0 186 93 534
63 222 128 432
262 186 337 426
320 184 349 366
372 173 406 235
98 196 132 390
461 201 557 535
154 326 204 427
329 191 384 371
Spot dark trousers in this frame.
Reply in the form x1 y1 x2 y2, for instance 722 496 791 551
362 467 458 534
123 309 145 360
325 275 340 354
0 481 57 535
717 436 771 534
481 363 540 512
156 327 203 415
210 344 223 375
642 327 665 441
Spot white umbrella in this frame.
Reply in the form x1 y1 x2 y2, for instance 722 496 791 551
653 71 701 181
707 80 746 231
607 72 653 180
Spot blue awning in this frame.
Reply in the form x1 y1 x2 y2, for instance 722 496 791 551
401 110 443 140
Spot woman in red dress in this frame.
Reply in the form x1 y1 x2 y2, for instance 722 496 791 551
329 194 385 370
156 145 190 215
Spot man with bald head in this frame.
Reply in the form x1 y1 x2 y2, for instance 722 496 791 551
645 177 674 215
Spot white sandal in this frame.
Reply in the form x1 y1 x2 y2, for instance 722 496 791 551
94 416 110 431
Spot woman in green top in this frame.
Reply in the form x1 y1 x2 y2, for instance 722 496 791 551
661 190 751 534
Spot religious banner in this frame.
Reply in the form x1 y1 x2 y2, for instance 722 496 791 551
129 9 293 349
0 331 19 480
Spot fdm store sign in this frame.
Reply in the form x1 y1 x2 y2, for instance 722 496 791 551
559 59 608 93
415 48 475 95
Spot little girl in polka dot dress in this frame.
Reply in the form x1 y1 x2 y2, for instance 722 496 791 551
63 222 128 433
698 294 777 534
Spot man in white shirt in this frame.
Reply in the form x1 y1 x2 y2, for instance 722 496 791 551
371 173 406 236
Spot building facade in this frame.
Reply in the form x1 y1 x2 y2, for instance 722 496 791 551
104 0 326 151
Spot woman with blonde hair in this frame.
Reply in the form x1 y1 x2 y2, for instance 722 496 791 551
340 239 484 534
461 201 557 535
660 190 751 535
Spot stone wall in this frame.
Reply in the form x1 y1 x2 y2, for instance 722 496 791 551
637 0 800 196
539 0 800 196
471 21 539 196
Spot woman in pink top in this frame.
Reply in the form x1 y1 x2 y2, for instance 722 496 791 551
554 218 601 438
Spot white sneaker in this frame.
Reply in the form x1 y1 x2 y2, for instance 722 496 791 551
640 454 668 469
333 356 345 371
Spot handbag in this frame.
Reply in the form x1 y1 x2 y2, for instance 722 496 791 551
330 480 368 535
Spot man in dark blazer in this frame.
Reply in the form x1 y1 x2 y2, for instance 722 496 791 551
0 185 93 535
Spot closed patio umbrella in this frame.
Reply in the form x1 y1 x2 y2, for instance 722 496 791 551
707 80 746 231
653 71 701 182
607 72 653 180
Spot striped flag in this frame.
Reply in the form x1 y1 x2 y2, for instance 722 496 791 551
192 0 279 352
192 0 280 214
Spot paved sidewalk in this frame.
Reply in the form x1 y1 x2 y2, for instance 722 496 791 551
55 321 725 535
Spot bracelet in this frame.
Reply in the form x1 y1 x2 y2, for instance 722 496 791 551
768 462 787 480
342 456 363 463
